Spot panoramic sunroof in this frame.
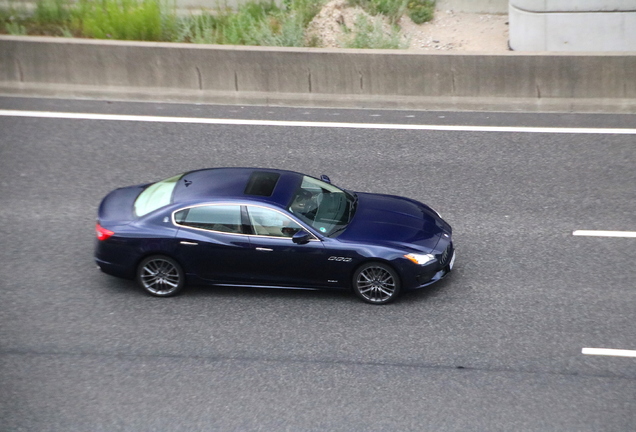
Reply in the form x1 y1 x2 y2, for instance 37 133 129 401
244 171 281 197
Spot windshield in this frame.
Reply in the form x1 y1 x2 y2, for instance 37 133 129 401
134 174 182 217
288 176 356 236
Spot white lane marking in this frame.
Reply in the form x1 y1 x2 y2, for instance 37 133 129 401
573 230 636 238
1 109 636 134
582 348 636 358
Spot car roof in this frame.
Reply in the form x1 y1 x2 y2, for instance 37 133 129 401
171 167 304 208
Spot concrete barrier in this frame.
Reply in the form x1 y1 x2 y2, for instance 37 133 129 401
509 0 636 51
1 36 635 112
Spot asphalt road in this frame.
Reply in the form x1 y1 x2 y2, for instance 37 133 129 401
1 96 635 431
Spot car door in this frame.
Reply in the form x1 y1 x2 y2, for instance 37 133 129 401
173 204 252 284
244 205 329 288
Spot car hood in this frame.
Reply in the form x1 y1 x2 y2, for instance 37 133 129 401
335 192 446 252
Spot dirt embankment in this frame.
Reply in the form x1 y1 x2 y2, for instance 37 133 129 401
306 0 510 51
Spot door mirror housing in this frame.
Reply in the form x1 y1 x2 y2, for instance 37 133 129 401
292 230 312 245
320 174 331 184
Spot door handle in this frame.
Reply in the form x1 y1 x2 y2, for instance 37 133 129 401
180 241 198 246
255 247 273 252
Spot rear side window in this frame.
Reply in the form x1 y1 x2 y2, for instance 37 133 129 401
174 205 242 234
134 174 182 217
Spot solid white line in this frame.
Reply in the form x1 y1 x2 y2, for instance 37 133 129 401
573 230 636 238
582 348 636 358
1 109 636 134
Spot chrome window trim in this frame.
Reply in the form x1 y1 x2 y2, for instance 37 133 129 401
246 232 320 241
170 202 320 241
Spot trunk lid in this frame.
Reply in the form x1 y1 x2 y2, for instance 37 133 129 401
97 184 147 224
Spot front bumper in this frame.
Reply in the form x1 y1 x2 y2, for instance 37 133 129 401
400 245 455 291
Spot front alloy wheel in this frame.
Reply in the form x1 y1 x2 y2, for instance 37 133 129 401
353 262 400 304
136 256 184 297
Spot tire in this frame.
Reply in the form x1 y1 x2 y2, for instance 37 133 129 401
352 262 400 304
136 255 185 297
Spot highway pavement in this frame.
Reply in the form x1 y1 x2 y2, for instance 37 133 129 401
1 96 634 431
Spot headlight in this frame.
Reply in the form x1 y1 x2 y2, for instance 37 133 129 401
404 253 436 265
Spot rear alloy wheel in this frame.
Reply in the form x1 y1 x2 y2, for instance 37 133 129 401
352 262 400 304
136 256 184 297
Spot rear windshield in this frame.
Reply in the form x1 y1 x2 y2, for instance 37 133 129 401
134 174 182 217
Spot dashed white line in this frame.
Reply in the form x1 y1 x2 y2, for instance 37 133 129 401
573 230 636 238
2 109 636 134
582 348 636 358
576 232 635 360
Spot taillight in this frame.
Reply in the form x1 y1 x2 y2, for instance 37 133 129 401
96 223 114 241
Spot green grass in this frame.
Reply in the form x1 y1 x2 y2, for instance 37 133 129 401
176 1 298 46
347 0 406 24
34 0 71 26
341 13 407 49
0 0 174 38
347 0 434 24
1 1 33 35
5 20 27 35
0 0 433 48
406 0 434 24
73 0 173 41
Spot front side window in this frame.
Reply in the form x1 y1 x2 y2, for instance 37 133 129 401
247 206 304 238
174 205 242 234
134 174 182 217
288 176 355 236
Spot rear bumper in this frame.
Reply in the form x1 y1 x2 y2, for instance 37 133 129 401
95 257 134 279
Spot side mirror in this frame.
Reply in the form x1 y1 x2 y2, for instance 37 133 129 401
292 230 312 245
320 174 331 184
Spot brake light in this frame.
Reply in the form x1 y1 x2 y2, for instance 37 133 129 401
96 223 114 241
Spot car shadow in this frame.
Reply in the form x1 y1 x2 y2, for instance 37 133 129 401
397 274 456 305
183 283 356 303
98 273 457 306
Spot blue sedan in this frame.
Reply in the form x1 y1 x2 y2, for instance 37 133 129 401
95 168 454 304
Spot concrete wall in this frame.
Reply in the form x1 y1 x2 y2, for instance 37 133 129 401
436 0 508 14
509 0 636 51
510 0 633 12
1 36 635 112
